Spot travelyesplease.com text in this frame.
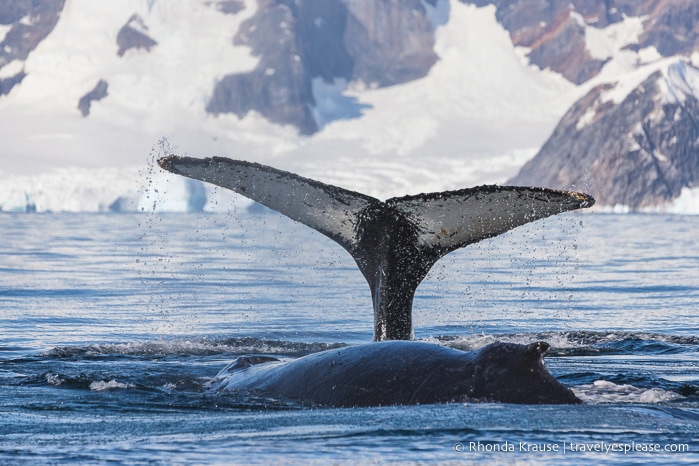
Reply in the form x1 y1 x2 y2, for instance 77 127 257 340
453 440 690 455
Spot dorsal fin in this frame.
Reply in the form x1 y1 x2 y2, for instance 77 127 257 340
158 156 595 341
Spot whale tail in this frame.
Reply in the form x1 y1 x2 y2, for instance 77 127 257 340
158 156 594 341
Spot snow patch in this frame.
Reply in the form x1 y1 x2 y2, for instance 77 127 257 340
0 23 12 43
574 15 684 108
18 15 34 26
310 77 372 130
669 187 699 214
659 60 699 105
652 150 668 163
2 1 260 137
585 15 645 61
591 56 680 106
124 14 150 36
569 11 585 29
575 105 599 130
637 46 662 65
0 59 23 79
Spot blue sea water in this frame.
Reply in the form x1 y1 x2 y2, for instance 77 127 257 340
1 210 698 464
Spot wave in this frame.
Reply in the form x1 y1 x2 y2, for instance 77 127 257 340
31 331 698 406
43 372 135 391
39 331 699 359
42 336 347 359
574 380 684 404
435 331 699 356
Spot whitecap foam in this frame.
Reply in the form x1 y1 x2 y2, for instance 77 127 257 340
435 332 594 352
45 372 64 386
573 379 683 404
435 331 699 353
89 380 134 391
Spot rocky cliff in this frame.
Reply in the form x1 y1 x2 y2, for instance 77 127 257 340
207 0 438 134
116 14 158 58
501 0 699 209
508 61 699 210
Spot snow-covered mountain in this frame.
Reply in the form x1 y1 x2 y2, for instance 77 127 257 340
505 0 699 212
0 0 697 213
509 60 699 211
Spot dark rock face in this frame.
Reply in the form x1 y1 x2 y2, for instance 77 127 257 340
508 61 699 210
0 70 25 95
207 0 437 134
216 0 245 15
116 14 157 57
525 10 606 85
343 0 437 87
630 0 699 57
0 0 65 96
208 0 318 134
77 79 109 117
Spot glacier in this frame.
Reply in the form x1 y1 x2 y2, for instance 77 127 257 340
0 162 256 214
2 156 697 214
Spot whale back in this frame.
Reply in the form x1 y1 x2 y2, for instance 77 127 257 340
213 341 581 407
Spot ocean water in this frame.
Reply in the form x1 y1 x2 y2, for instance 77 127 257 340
1 210 698 465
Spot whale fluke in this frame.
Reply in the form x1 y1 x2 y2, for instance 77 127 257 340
158 155 594 341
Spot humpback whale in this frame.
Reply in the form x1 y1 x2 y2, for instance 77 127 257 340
157 156 591 405
158 155 594 341
214 340 581 406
